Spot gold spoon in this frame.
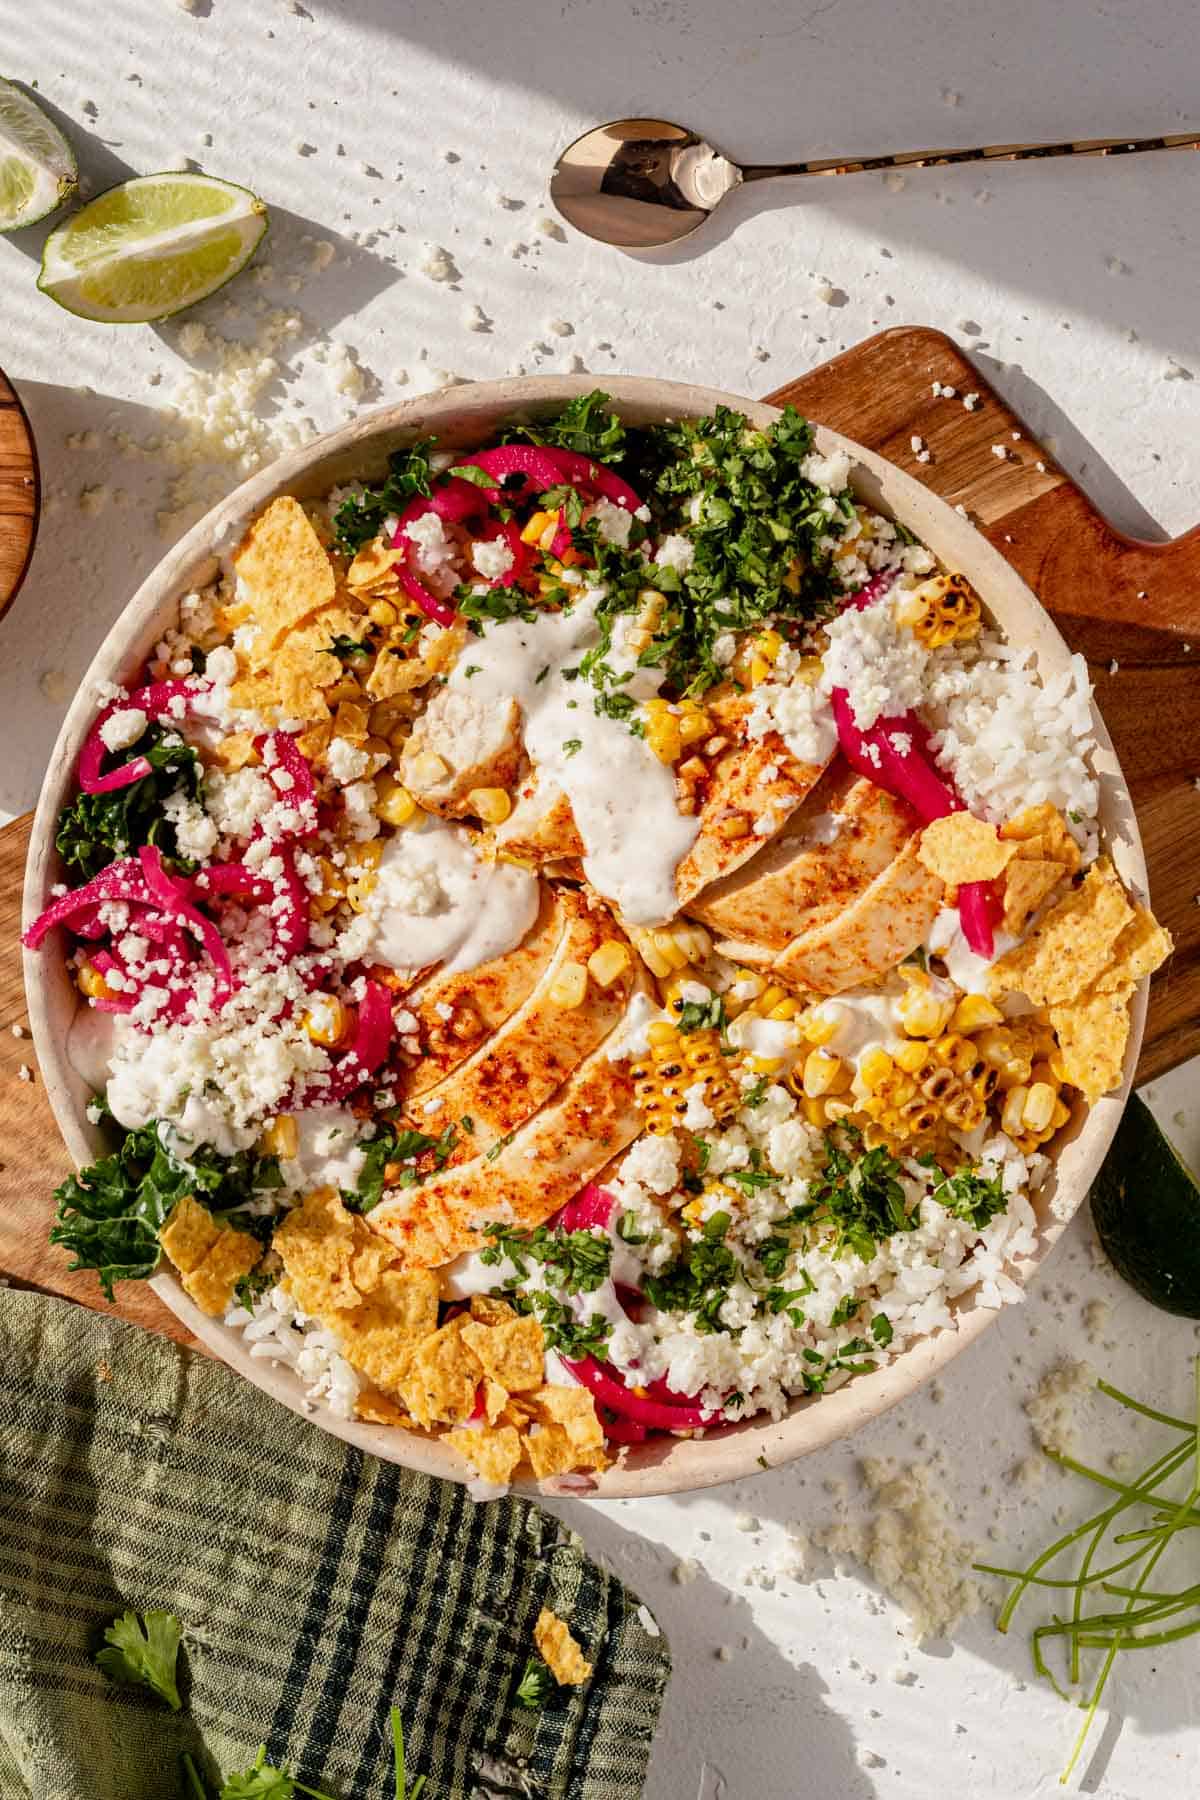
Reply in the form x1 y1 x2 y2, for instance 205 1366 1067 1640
551 116 1200 249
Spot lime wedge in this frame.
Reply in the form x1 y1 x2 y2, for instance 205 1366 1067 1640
0 75 77 231
38 171 268 324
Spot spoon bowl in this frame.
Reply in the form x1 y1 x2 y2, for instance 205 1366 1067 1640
552 114 1200 249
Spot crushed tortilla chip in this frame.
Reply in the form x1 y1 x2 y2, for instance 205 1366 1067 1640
990 859 1133 1006
450 1423 523 1485
232 496 337 651
918 813 1016 886
468 1294 517 1326
525 1423 582 1480
332 1268 441 1396
399 1316 483 1429
1002 857 1067 933
1001 803 1081 873
159 1195 260 1317
531 1386 607 1466
355 1387 414 1427
1049 984 1134 1103
274 1187 386 1315
346 536 405 594
534 1607 593 1687
461 1315 546 1394
1093 906 1173 993
483 1379 508 1425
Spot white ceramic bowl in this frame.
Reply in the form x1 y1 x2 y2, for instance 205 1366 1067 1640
23 376 1147 1498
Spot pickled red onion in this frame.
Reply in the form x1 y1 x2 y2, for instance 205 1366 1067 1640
137 846 233 1006
561 1355 717 1432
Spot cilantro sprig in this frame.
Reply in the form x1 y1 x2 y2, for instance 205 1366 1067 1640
95 1608 182 1709
332 441 434 554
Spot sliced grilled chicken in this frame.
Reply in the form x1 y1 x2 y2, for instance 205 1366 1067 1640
400 688 522 817
369 1036 642 1269
493 772 585 864
402 890 646 1161
402 884 563 1099
688 766 917 949
715 835 945 993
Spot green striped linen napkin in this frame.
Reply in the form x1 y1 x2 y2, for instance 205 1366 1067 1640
0 1289 669 1799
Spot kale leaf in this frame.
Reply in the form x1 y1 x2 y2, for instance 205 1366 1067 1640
504 388 627 463
55 722 202 885
51 1122 279 1301
332 439 435 554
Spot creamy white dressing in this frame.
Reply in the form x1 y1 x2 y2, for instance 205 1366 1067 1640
928 908 1017 996
66 1004 119 1094
810 989 905 1062
442 1246 521 1299
604 990 662 1062
369 815 539 977
727 1014 802 1062
447 591 699 925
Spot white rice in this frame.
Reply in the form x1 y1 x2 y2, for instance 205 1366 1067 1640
924 633 1099 835
223 1284 361 1417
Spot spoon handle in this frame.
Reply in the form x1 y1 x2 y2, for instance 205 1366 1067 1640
743 130 1200 183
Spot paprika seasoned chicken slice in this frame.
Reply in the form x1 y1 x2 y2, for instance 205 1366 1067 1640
686 763 918 949
400 889 648 1162
368 1035 643 1270
401 883 565 1099
714 834 945 994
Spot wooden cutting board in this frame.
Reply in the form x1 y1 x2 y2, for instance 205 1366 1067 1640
0 368 39 621
1 324 1195 1344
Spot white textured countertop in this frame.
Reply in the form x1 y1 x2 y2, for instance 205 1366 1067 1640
2 1 1197 1794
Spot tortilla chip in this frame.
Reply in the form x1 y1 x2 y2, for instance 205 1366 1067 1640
989 859 1133 1007
334 1268 442 1395
1000 804 1081 872
450 1423 523 1485
1049 984 1134 1102
919 814 1016 886
205 730 257 774
1093 906 1173 993
364 632 437 702
469 1294 517 1326
159 1193 218 1274
346 536 404 594
525 1423 580 1480
461 1316 546 1394
233 496 337 650
160 1196 260 1316
533 1607 593 1687
273 1187 364 1314
1001 857 1067 933
399 1316 483 1429
355 1387 413 1427
483 1379 508 1425
531 1386 607 1467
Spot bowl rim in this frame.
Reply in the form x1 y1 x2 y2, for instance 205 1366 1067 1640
22 373 1148 1499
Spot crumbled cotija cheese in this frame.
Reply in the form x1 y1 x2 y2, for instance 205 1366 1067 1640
746 678 838 766
590 496 634 547
820 599 928 730
98 708 148 752
326 736 371 784
471 537 515 580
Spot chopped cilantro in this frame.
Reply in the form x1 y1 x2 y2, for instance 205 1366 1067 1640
480 1221 612 1293
562 737 582 757
829 1295 862 1328
462 663 482 677
643 1212 738 1334
319 633 374 665
95 1608 182 1709
448 461 494 487
484 1129 516 1163
675 994 727 1035
808 1130 914 1261
515 1656 556 1711
933 1164 1009 1231
341 1122 457 1213
870 1312 894 1346
332 441 434 554
740 1075 771 1109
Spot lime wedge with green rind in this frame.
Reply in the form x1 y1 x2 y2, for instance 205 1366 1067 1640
1091 1093 1200 1316
0 75 77 231
38 171 268 323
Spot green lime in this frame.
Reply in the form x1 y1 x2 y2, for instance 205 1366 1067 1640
1091 1093 1200 1316
0 75 77 231
38 171 268 324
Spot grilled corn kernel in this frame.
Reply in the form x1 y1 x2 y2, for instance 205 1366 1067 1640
334 701 369 741
800 1004 840 1047
304 996 356 1049
892 1039 929 1075
368 598 399 628
373 776 418 828
1022 1081 1057 1133
898 986 956 1038
350 839 384 871
717 811 751 840
521 509 555 546
368 701 405 738
934 1034 978 1076
260 1115 299 1160
549 960 589 1009
77 961 117 1002
677 707 710 747
324 676 362 707
403 748 450 788
587 941 632 988
643 699 683 765
1001 1086 1030 1138
628 920 712 979
803 1048 845 1098
950 994 1005 1034
468 786 513 825
858 1047 896 1092
346 876 377 912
